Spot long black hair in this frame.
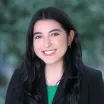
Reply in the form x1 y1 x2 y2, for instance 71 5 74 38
18 7 84 104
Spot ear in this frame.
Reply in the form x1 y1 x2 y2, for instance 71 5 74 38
68 30 75 46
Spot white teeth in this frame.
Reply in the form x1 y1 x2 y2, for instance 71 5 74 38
44 50 55 54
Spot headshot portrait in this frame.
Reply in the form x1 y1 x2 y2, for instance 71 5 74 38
5 7 104 104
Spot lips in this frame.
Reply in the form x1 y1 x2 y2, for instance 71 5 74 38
43 49 56 56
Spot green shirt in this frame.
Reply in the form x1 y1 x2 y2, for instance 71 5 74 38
46 84 58 104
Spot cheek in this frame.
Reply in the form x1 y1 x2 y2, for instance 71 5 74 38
58 36 68 56
58 35 68 47
33 41 41 53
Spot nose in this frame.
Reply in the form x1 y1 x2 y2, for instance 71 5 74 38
44 37 52 48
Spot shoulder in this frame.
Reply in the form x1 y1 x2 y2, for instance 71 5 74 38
81 65 104 87
81 65 104 88
82 65 103 79
5 68 23 104
81 65 104 104
8 68 22 88
12 68 22 80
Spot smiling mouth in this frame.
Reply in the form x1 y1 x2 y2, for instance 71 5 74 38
43 49 56 56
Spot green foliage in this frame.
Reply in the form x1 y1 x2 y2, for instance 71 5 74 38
0 74 8 85
0 97 4 104
102 72 104 80
0 0 104 70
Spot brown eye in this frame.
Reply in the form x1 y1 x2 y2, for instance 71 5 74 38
52 33 59 36
35 36 42 39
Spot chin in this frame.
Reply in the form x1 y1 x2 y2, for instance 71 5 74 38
43 60 57 65
43 58 63 65
44 61 56 65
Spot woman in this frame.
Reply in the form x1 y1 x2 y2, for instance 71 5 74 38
5 7 104 104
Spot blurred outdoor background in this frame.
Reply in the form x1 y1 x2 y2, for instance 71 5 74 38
0 0 104 104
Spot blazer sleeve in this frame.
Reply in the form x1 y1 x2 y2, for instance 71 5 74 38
5 69 22 104
89 70 104 104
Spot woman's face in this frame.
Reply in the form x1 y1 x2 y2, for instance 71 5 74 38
33 19 74 65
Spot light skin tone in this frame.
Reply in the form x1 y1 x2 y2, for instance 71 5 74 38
33 19 75 86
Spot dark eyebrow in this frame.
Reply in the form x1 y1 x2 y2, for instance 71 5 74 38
33 29 62 35
49 29 62 33
33 32 42 36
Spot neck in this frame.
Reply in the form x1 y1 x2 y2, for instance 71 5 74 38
45 60 64 86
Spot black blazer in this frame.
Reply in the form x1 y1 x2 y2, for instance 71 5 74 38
5 66 104 104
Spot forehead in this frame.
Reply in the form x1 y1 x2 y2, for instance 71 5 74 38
33 19 63 32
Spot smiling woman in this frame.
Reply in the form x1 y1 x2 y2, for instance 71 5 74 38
33 20 73 64
5 7 104 104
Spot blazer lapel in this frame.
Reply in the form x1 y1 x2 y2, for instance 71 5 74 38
39 71 48 104
79 70 89 104
39 71 65 104
52 77 65 104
